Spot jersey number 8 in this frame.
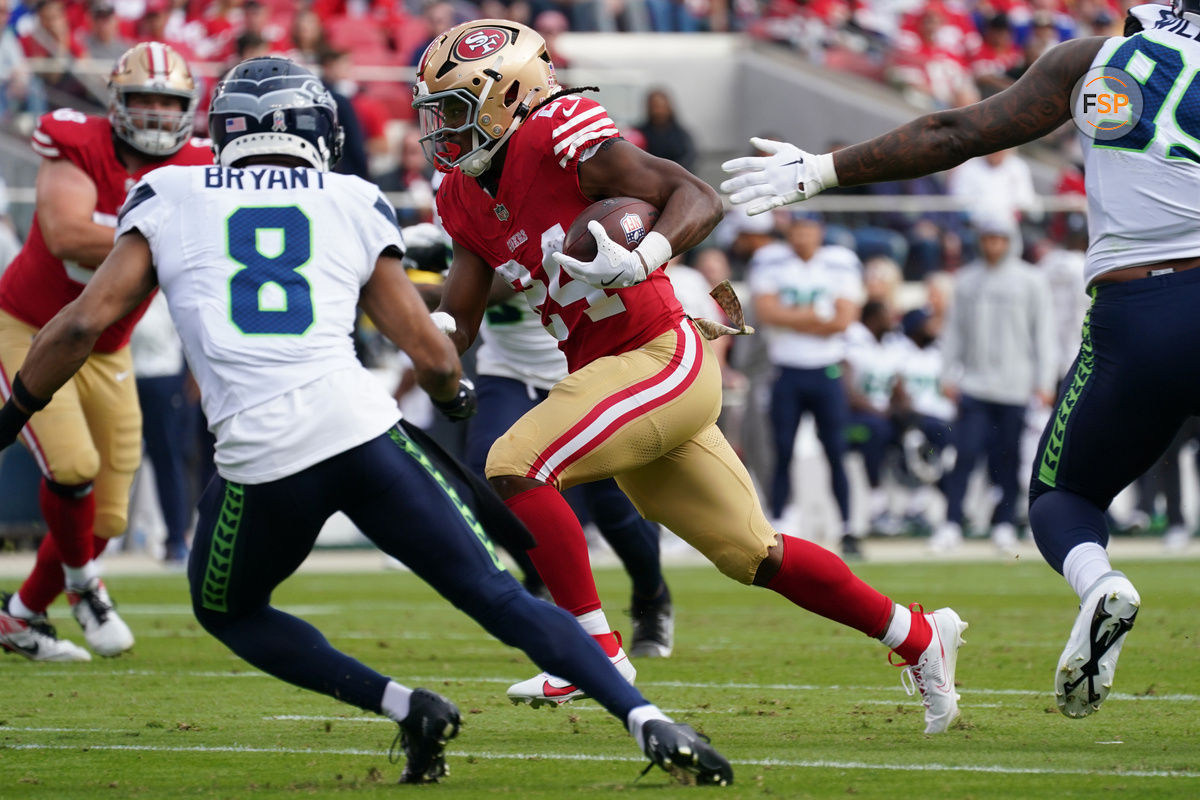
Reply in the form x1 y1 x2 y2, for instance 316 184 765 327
227 206 315 335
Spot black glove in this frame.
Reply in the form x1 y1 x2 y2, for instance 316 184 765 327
0 373 48 451
0 399 28 452
432 378 477 421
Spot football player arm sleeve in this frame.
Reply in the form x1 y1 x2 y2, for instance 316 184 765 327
35 158 119 267
361 253 462 405
577 137 723 267
433 242 494 355
14 231 157 403
806 36 1105 188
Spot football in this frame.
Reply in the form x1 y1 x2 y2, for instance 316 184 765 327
562 197 660 261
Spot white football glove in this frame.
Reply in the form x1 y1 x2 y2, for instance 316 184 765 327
719 137 839 216
551 222 673 289
430 311 457 336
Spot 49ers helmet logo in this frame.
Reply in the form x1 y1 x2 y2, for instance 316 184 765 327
454 28 508 61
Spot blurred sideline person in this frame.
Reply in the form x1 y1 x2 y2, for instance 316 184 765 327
0 57 733 787
747 213 861 556
418 19 967 735
842 300 907 537
0 42 210 662
722 0 1200 719
128 292 193 564
933 219 1056 555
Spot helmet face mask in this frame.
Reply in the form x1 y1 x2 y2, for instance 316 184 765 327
412 20 557 177
109 42 198 157
207 57 344 171
415 89 479 172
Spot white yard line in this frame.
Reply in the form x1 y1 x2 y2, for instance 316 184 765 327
13 670 1199 703
1 742 1195 779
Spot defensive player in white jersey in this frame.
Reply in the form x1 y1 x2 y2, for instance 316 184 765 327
842 301 906 536
723 0 1200 718
0 57 732 786
746 215 862 555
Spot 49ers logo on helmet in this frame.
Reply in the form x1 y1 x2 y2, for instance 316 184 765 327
454 28 507 61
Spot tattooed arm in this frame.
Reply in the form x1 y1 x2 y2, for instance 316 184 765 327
834 37 1106 186
722 37 1107 213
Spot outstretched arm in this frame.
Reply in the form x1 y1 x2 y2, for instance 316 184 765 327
722 37 1106 212
835 37 1105 184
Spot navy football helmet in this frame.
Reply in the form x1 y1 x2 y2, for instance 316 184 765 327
208 57 344 171
1175 0 1200 23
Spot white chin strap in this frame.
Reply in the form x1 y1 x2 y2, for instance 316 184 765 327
459 87 542 177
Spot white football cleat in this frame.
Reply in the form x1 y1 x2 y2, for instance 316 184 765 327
507 632 636 708
1056 571 1139 719
895 607 968 733
991 522 1019 555
0 592 91 662
928 522 962 553
68 578 134 657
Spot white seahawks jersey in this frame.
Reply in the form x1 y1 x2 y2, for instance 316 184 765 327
1082 19 1200 281
476 298 568 391
116 164 404 484
844 323 904 413
747 242 862 368
898 338 955 422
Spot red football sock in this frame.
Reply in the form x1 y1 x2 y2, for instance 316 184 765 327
765 535 893 636
18 533 67 614
38 480 95 568
893 608 934 664
505 484 601 617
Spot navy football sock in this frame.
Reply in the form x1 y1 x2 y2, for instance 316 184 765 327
1029 489 1109 575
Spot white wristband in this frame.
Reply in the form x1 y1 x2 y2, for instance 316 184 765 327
814 151 839 190
634 231 673 274
430 311 456 336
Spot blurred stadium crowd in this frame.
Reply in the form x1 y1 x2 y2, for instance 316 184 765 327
1 0 1194 558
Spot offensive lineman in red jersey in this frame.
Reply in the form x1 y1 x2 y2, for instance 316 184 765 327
418 20 969 734
0 43 212 662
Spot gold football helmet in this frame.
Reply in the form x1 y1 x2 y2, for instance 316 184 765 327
109 42 198 156
412 19 558 176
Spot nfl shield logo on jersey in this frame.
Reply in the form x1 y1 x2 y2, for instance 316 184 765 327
494 203 509 221
619 213 646 246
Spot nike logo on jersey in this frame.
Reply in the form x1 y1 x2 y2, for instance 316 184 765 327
114 371 132 382
563 99 582 116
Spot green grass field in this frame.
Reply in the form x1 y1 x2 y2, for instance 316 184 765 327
1 557 1197 799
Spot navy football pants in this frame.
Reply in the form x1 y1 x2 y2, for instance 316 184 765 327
767 364 851 522
189 426 646 721
1030 269 1200 572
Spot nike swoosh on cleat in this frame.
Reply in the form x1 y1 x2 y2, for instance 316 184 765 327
540 681 580 698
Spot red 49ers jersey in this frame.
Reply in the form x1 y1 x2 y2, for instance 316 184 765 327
0 110 212 352
437 95 683 373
